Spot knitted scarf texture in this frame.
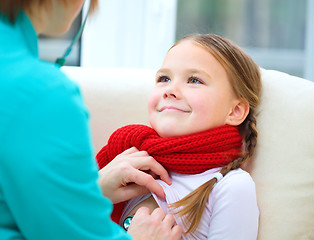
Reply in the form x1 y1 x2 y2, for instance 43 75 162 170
97 124 242 172
96 124 243 223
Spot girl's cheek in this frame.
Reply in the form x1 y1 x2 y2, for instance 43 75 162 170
148 90 160 111
148 88 162 104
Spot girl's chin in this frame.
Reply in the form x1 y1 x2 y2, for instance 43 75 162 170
154 126 178 138
155 126 191 138
151 118 197 138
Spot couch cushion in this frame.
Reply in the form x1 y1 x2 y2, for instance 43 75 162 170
252 69 314 240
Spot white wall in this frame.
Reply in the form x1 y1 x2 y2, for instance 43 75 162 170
81 0 177 69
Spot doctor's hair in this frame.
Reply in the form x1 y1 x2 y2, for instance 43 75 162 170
169 34 261 233
0 0 98 24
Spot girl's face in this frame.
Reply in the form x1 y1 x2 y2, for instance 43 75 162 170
148 40 239 138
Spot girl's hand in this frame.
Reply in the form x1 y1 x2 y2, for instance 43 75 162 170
98 147 171 204
128 207 183 240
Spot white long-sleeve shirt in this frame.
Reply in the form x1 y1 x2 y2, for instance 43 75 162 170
121 168 259 240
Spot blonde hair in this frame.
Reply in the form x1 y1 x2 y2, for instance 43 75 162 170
169 34 261 233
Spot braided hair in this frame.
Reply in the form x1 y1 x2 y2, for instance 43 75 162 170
169 34 261 233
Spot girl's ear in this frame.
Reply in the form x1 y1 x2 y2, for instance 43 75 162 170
225 98 250 126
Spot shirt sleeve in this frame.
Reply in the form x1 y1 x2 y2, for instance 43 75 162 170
207 171 259 240
1 81 131 240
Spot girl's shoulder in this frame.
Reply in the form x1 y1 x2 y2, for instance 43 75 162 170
211 168 257 202
221 168 254 184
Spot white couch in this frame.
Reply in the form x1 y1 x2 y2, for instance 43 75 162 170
62 66 314 240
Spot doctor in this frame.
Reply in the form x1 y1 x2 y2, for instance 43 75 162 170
0 0 182 239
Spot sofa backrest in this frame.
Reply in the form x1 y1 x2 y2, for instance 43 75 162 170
62 67 155 153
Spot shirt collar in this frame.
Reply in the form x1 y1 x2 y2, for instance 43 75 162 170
18 10 39 58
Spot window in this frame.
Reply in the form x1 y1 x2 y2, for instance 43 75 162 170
38 0 314 81
176 0 307 77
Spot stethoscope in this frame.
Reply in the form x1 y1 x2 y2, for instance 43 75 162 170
55 2 90 67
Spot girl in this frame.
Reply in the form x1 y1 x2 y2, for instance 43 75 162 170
97 34 261 239
0 1 181 239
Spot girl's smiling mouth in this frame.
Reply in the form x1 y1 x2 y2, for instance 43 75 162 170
158 106 191 113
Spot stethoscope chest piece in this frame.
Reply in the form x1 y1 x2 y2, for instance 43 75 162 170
122 216 133 231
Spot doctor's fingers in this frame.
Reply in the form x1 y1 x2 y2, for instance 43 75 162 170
124 166 166 200
159 214 183 240
119 147 151 157
150 208 177 228
119 147 141 155
113 183 151 202
117 147 171 185
128 155 171 185
134 208 183 240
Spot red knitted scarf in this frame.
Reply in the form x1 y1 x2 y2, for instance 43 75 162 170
96 124 243 223
97 124 243 173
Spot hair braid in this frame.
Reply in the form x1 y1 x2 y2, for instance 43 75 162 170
220 110 258 175
243 110 258 160
169 176 217 233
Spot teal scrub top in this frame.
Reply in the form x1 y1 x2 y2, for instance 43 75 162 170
0 11 131 240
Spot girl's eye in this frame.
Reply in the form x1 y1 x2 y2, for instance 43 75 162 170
157 76 171 83
188 77 203 84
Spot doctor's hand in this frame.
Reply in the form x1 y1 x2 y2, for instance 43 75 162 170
128 207 183 240
98 147 171 204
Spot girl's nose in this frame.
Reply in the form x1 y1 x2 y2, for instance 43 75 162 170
163 82 181 99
